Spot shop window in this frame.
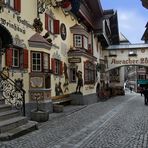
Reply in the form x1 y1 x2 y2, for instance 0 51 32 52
70 67 76 82
45 13 59 34
84 61 95 84
5 0 21 12
73 34 88 50
51 58 63 76
6 48 28 69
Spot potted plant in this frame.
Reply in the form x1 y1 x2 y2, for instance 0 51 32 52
30 95 49 122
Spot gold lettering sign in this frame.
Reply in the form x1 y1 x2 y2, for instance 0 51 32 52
68 58 81 63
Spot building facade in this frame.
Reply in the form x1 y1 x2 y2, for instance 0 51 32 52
0 0 120 115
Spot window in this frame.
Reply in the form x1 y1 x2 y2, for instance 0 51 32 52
74 35 82 48
31 52 50 72
70 67 76 82
43 53 50 72
128 49 137 56
55 60 60 75
4 0 21 12
51 58 63 76
32 52 42 72
73 34 88 50
83 36 88 49
84 61 95 84
6 48 28 69
45 13 59 34
109 50 117 56
138 75 146 80
13 49 19 67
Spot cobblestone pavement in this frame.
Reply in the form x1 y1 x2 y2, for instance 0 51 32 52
1 93 148 148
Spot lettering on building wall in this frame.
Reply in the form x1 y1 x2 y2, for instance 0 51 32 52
110 58 148 65
0 16 34 34
0 18 26 34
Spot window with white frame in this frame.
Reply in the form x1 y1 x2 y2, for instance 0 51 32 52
12 48 19 67
48 18 54 34
74 35 82 48
4 0 21 12
73 34 88 49
32 52 42 72
83 36 88 49
43 53 49 72
55 59 61 75
45 13 59 34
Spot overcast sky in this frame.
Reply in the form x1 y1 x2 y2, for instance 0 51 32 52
101 0 148 44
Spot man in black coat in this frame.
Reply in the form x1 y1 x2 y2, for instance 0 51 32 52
143 88 148 105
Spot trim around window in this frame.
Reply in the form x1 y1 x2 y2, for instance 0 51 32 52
73 34 88 50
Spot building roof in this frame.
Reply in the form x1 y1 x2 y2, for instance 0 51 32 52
119 32 131 44
28 33 52 49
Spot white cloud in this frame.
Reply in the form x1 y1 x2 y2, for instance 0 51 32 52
117 9 147 43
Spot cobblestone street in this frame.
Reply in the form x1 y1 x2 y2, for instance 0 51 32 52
1 92 148 148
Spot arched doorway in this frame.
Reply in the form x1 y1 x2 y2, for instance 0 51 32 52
0 24 13 71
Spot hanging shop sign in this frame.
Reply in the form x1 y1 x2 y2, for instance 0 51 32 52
68 57 81 63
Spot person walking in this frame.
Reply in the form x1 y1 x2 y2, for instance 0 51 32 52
143 88 148 105
140 87 144 96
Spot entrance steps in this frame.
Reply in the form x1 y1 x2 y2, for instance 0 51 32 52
0 99 38 141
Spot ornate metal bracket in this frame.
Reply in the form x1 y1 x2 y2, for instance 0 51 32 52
37 0 64 15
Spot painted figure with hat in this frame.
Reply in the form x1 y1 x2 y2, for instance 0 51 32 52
75 66 83 94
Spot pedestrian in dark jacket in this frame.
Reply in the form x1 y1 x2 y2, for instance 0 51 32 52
143 88 148 105
140 87 144 96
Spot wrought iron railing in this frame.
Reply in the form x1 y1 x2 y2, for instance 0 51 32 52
0 72 26 116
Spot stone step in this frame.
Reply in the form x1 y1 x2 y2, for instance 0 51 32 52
52 98 72 105
0 121 38 141
0 104 11 112
0 116 28 133
0 110 20 121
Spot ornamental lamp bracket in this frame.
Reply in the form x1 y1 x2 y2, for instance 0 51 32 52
37 0 63 15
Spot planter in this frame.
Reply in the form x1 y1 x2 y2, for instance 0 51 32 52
30 110 49 122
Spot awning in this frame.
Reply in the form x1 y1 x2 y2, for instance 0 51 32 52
137 80 148 84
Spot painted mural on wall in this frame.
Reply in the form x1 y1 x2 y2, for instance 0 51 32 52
75 67 83 94
63 62 69 93
55 82 63 96
60 23 67 40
